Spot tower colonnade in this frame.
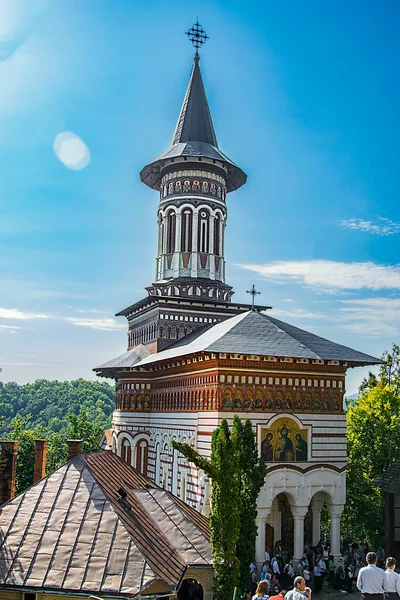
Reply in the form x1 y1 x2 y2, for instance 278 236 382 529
157 199 226 284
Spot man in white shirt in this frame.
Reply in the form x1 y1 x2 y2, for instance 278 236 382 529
265 550 271 563
357 551 385 600
272 558 281 576
284 576 307 600
383 556 400 600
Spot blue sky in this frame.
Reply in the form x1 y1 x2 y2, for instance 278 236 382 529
0 0 399 393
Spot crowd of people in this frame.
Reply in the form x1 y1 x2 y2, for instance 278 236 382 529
244 541 399 600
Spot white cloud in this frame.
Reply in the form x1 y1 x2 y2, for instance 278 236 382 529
340 217 400 236
0 307 49 320
237 260 400 291
53 132 90 170
64 317 125 331
337 297 400 338
269 307 328 320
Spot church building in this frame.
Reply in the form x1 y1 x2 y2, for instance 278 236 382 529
95 22 380 564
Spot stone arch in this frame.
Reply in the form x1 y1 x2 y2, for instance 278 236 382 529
178 578 204 600
119 434 133 466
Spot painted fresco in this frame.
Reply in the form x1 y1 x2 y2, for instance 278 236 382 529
260 418 308 463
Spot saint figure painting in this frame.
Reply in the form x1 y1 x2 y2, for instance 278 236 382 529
260 417 308 463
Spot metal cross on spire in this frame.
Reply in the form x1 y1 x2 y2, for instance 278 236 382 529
246 284 261 309
186 20 209 55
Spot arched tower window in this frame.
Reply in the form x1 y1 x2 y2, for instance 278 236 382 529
214 214 221 255
135 440 148 475
198 210 209 253
181 209 193 252
121 438 132 465
166 211 176 254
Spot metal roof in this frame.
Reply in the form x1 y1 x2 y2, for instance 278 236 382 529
140 56 247 192
374 460 400 493
0 451 211 598
172 54 217 146
95 310 381 374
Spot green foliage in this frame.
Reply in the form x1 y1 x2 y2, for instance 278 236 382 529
232 416 267 591
343 383 400 545
0 378 114 495
4 410 104 495
172 416 266 599
0 379 114 436
5 416 45 494
210 420 241 600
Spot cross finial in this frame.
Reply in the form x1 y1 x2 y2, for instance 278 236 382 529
246 284 261 309
186 20 209 56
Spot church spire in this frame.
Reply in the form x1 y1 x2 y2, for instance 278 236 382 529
172 54 218 147
140 20 246 193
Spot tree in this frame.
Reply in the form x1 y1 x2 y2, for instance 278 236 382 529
5 416 46 494
172 417 266 598
232 416 267 591
0 379 114 437
343 383 400 544
3 411 105 495
380 344 400 395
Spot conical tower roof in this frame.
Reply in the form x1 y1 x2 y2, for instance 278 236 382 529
172 54 218 146
140 55 247 192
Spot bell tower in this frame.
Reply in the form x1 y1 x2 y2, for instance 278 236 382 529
114 22 266 355
140 24 246 303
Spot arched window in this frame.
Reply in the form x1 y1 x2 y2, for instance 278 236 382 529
214 214 221 255
121 438 132 465
135 440 148 475
183 179 190 192
192 180 200 193
202 181 209 194
198 210 209 253
166 211 176 254
175 180 181 193
181 210 193 252
168 182 174 195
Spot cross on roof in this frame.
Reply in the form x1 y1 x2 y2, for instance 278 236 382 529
186 20 209 54
246 284 261 309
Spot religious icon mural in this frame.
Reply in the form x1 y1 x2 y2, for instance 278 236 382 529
260 418 309 463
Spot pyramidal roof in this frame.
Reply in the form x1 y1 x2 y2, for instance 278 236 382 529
95 310 381 375
172 54 218 146
140 55 247 192
0 451 211 597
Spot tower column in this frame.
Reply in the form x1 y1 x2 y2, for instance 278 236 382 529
312 497 324 546
191 210 199 277
328 504 344 561
209 215 215 279
255 509 269 564
291 506 308 563
173 212 182 276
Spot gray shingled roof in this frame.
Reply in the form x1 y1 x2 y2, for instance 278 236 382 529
95 310 381 374
140 56 247 192
95 344 150 371
0 451 211 598
374 460 400 493
172 54 218 146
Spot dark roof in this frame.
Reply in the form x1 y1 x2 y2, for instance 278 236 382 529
95 310 381 374
374 460 400 493
0 451 211 598
172 54 217 146
140 56 247 192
